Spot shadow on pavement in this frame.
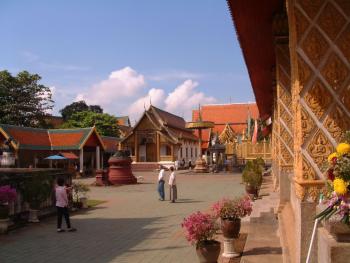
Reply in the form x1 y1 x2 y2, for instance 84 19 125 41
0 217 164 263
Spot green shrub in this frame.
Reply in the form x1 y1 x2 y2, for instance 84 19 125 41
242 160 263 187
22 173 54 209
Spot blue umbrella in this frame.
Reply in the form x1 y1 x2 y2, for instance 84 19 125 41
44 155 67 160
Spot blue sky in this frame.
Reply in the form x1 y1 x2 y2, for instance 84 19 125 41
0 0 254 121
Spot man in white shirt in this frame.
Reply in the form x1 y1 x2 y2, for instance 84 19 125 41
168 166 177 203
157 166 165 201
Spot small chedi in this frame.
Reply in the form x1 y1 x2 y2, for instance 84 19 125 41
108 150 137 185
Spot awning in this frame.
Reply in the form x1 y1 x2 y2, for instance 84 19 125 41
45 155 67 160
59 152 79 160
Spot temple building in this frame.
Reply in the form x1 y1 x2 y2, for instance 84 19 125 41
228 0 350 261
0 124 106 175
116 116 132 137
192 103 259 152
121 106 199 169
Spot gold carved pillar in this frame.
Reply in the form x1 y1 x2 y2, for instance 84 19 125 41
287 0 350 201
156 132 160 162
287 0 350 261
272 8 294 192
135 131 139 162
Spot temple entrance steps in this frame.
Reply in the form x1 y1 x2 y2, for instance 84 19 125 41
240 175 283 263
131 162 160 171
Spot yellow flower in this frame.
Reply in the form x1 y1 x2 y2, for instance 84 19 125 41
328 152 339 164
333 178 348 195
336 143 350 155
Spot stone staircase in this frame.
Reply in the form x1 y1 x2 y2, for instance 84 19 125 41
240 176 283 263
131 162 159 171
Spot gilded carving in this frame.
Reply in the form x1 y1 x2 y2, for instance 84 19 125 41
324 106 350 142
317 2 346 41
280 87 292 108
304 79 332 120
297 0 324 20
321 53 349 91
302 157 316 180
295 182 306 200
280 106 293 133
278 65 290 90
301 28 329 68
307 129 334 168
335 0 350 17
336 25 350 64
281 144 293 165
280 125 293 152
295 7 309 42
276 45 291 75
301 108 314 141
297 55 312 90
341 86 350 113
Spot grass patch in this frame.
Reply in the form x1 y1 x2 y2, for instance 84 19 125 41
87 199 106 207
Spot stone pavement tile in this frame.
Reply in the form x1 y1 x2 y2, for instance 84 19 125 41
0 171 245 263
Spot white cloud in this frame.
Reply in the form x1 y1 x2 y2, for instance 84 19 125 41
76 67 146 112
127 88 166 122
165 80 216 120
127 79 217 121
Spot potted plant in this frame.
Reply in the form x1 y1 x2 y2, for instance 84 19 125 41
72 182 90 209
0 185 17 234
242 161 262 198
182 211 220 263
316 131 350 241
22 173 53 222
212 196 252 239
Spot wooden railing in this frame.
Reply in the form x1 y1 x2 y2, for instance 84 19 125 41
235 139 271 162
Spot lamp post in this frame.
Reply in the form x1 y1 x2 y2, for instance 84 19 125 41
185 107 214 173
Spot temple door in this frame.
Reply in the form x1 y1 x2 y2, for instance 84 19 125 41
146 143 157 162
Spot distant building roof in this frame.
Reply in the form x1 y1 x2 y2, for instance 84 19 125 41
0 124 105 151
123 105 198 144
192 103 259 149
116 116 131 127
101 136 121 153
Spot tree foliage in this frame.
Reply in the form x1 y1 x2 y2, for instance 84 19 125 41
0 70 54 127
60 111 119 137
59 100 103 121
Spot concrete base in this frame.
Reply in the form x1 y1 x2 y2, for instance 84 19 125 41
222 238 240 258
194 158 208 173
318 227 350 263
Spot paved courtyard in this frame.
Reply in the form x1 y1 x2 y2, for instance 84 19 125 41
0 171 245 263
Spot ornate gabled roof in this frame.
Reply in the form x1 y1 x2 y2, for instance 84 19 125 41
0 124 105 150
116 116 131 127
219 124 236 144
122 106 198 144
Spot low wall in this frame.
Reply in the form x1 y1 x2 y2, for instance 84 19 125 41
0 168 72 219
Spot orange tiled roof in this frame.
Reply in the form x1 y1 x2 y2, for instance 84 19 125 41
192 103 259 149
101 136 120 153
0 124 103 150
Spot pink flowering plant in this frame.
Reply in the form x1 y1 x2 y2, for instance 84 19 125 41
0 185 17 205
181 211 218 247
212 195 253 220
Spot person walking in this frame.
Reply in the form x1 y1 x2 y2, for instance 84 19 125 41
169 166 177 203
55 177 76 233
157 166 165 201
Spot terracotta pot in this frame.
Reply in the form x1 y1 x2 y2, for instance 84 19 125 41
28 209 39 223
245 184 258 198
79 197 88 209
0 218 9 234
221 218 241 238
196 240 221 263
108 156 137 185
0 205 9 220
